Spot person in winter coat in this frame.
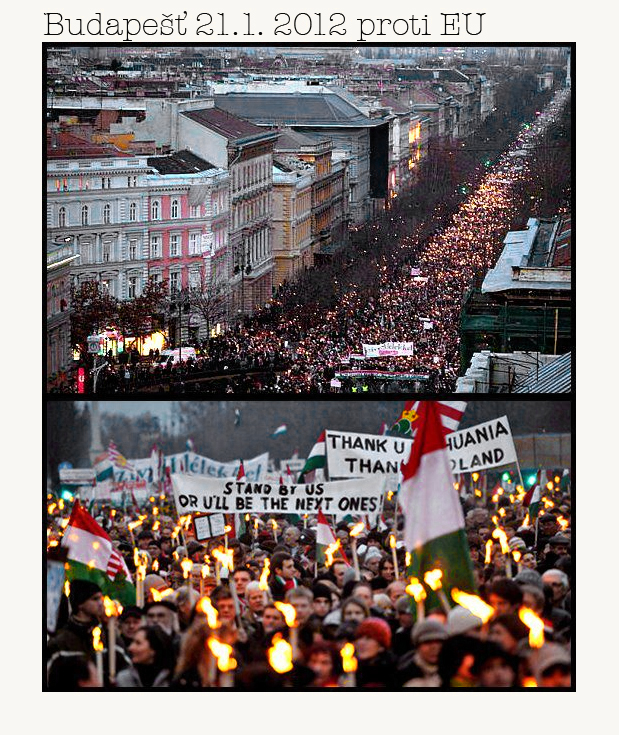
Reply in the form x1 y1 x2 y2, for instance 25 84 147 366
398 619 448 687
115 625 175 688
353 617 398 688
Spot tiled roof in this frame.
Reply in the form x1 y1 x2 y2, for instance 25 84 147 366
513 353 571 393
551 215 572 267
182 107 265 140
147 149 216 174
47 130 129 159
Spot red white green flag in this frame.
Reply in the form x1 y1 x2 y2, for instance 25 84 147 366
61 500 136 606
523 470 543 520
400 402 476 610
298 431 326 483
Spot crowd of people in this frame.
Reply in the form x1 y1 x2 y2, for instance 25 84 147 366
46 475 572 689
77 87 570 396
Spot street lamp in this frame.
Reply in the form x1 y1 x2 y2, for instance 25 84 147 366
233 240 252 321
170 289 191 363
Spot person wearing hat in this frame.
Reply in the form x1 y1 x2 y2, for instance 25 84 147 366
530 643 571 688
119 606 144 652
144 598 181 654
354 617 398 688
472 640 519 688
398 619 448 687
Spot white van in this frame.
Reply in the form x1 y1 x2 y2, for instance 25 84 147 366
157 347 197 366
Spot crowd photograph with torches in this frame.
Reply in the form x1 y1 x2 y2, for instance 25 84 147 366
46 399 572 689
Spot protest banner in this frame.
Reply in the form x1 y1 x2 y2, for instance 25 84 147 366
326 430 412 478
172 475 385 517
362 342 415 357
113 451 269 482
446 415 518 473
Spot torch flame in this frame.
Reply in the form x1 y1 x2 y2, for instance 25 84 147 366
451 589 495 624
492 528 510 555
212 547 235 572
103 596 122 618
259 558 270 590
389 534 397 549
224 525 232 534
557 516 569 531
268 632 293 674
152 559 159 572
522 676 538 687
405 552 412 568
512 550 522 563
128 519 143 532
523 513 530 527
271 519 278 531
340 642 358 673
150 587 174 602
207 637 237 672
64 580 71 597
201 563 210 579
180 558 194 579
423 569 443 591
485 539 493 564
197 597 220 628
519 607 545 648
274 601 297 627
349 522 364 538
92 626 104 652
324 539 341 568
405 577 427 602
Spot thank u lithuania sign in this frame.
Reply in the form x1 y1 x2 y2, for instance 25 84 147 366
446 416 517 473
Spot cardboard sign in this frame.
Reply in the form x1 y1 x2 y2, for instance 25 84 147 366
193 513 227 541
326 430 412 478
446 416 518 473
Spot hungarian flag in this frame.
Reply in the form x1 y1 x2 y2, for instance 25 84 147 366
271 424 288 438
62 500 136 606
108 441 135 472
150 443 164 488
390 401 467 438
400 401 476 612
93 451 113 483
298 431 326 483
316 508 338 566
523 470 543 520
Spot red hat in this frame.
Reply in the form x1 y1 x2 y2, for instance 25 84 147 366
354 617 392 650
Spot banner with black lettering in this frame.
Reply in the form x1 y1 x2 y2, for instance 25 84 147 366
446 416 517 473
325 430 412 478
172 475 385 517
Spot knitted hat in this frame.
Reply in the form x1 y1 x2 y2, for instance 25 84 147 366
69 580 102 610
446 605 483 637
514 570 544 590
120 605 143 621
312 583 333 601
531 643 571 679
354 617 392 650
508 536 527 551
412 619 448 646
144 599 178 614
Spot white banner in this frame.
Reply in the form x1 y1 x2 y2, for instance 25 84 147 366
446 416 518 473
362 341 415 357
172 475 385 516
113 451 269 483
326 430 412 478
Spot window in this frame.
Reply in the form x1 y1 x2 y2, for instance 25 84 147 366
169 234 181 257
190 205 199 218
102 177 111 189
150 235 162 259
129 202 137 222
150 272 163 286
128 240 137 261
189 233 200 255
127 175 137 188
170 271 180 292
81 205 89 226
103 204 111 224
171 199 180 219
58 207 66 228
102 242 111 263
151 200 160 221
189 269 201 289
128 276 138 299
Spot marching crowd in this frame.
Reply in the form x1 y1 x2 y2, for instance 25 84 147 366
46 478 572 689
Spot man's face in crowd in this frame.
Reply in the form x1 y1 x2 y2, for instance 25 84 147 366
479 657 515 688
521 553 536 569
387 581 406 604
540 665 571 688
521 590 543 615
487 594 516 617
137 537 152 550
80 592 105 622
543 573 567 604
332 562 347 588
417 640 443 666
148 543 161 559
354 635 382 661
540 519 557 536
120 615 142 640
146 605 174 634
552 543 570 557
364 556 381 575
313 596 331 619
290 596 313 625
283 528 299 546
353 585 373 608
262 607 285 633
279 559 296 580
308 652 333 683
215 597 236 623
233 570 252 596
343 603 366 624
247 589 266 614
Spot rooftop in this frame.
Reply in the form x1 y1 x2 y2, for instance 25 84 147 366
147 149 216 174
514 352 571 393
182 107 266 140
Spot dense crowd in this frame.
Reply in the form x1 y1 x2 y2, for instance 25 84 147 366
46 476 572 689
90 86 568 396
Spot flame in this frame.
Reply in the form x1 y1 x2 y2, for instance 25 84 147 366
64 580 71 597
340 642 358 673
492 528 510 555
474 489 482 498
197 597 220 628
224 525 232 534
492 493 499 503
149 496 155 503
152 507 159 516
48 502 57 514
451 589 495 624
208 637 237 672
472 472 480 482
491 515 499 526
405 577 427 602
254 518 259 530
509 494 515 504
519 607 545 648
271 519 278 531
103 596 123 617
546 482 553 491
389 534 397 549
523 513 530 527
512 550 522 563
60 518 69 529
128 519 143 532
324 539 341 567
423 569 443 591
152 559 159 572
522 676 538 687
213 547 235 572
111 509 116 517
58 499 65 511
485 539 493 564
405 552 412 568
150 587 174 602
152 520 160 532
259 559 271 590
268 632 293 673
180 558 194 579
557 516 569 531
245 513 250 522
274 601 297 627
387 490 394 501
201 563 210 579
498 507 506 518
87 559 96 570
92 626 104 652
349 522 365 538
